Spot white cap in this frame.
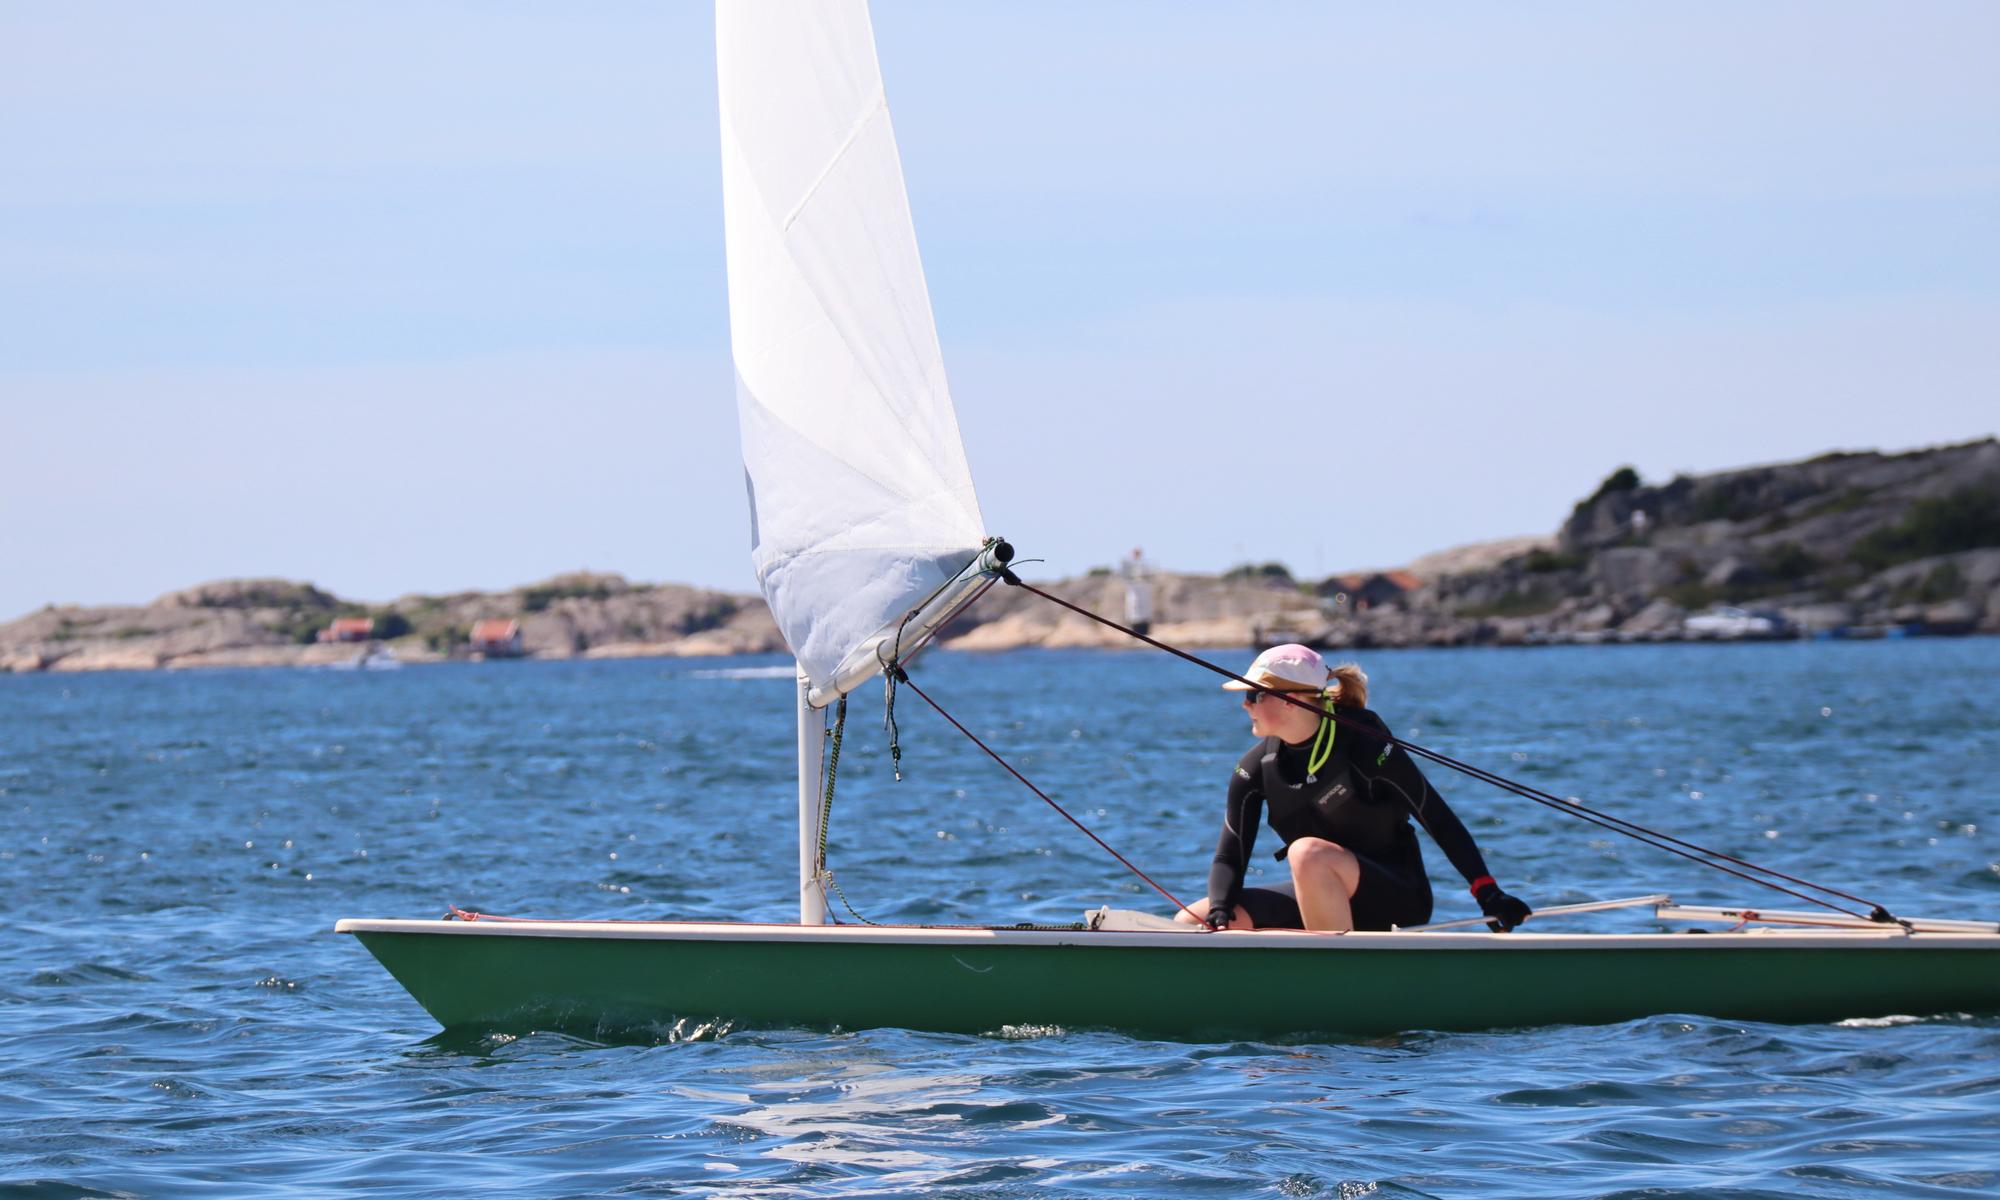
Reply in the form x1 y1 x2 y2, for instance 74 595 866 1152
1221 643 1331 692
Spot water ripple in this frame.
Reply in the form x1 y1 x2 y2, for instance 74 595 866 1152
2 644 1998 1196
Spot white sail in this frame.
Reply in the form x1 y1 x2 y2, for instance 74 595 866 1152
717 0 987 704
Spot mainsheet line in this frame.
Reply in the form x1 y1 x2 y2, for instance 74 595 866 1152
891 668 1201 924
997 572 1898 925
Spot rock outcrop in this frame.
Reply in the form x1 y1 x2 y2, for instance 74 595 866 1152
1388 439 2000 644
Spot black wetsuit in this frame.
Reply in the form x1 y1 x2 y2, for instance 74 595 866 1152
1207 706 1493 931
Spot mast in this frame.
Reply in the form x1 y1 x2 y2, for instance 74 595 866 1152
796 670 828 925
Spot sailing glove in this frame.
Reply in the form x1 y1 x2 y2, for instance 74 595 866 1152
1204 905 1235 931
1473 881 1532 932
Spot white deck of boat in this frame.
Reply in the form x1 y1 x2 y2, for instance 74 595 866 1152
334 918 2000 951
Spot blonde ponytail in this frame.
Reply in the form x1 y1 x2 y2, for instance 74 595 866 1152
1328 662 1369 708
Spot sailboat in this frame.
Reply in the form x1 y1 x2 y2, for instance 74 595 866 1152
336 0 2000 1039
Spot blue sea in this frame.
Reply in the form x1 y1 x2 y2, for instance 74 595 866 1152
3 640 1998 1198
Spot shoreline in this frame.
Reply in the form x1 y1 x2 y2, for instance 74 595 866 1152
5 623 1988 677
9 440 1997 675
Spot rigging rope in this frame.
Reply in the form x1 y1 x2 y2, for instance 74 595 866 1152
878 541 1006 782
810 543 1008 914
891 667 1201 922
813 694 879 925
998 571 1901 926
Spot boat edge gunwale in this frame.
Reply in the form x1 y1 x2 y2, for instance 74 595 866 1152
333 917 2000 952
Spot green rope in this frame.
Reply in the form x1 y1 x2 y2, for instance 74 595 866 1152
825 870 878 926
813 695 879 926
1306 690 1337 776
813 694 847 878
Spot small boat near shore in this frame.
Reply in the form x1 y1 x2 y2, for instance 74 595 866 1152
322 644 401 671
1682 605 1790 640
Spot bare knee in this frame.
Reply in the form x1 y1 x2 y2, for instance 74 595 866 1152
1289 837 1355 870
1289 838 1360 891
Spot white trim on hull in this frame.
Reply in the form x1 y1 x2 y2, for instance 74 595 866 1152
333 918 2000 953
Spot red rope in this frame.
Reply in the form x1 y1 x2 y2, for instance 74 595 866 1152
892 670 1201 923
446 905 540 922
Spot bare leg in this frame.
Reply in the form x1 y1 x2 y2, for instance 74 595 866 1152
1288 838 1362 932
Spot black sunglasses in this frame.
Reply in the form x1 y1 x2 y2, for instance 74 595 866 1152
1243 687 1308 706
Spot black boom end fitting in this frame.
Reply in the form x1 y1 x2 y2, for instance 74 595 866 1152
1867 904 1911 930
977 537 1020 584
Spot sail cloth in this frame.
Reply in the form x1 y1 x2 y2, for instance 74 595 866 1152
717 0 988 704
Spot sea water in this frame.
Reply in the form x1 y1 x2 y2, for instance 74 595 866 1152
2 640 1996 1197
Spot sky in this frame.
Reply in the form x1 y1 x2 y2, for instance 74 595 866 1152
2 1 1996 618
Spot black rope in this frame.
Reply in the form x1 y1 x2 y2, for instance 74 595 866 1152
875 542 1008 783
1002 571 1899 925
884 669 904 782
885 575 1004 785
893 667 1201 922
816 545 1006 908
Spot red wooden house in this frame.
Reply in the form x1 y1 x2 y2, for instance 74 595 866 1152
317 617 374 644
470 618 524 657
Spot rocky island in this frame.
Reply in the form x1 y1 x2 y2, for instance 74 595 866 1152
0 575 783 673
3 440 1994 673
1385 437 2000 647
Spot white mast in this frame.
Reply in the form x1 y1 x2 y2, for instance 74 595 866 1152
795 672 828 925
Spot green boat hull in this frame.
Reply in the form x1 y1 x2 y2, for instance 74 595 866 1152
338 920 2000 1039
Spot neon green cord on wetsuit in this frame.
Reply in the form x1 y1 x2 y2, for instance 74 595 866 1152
1306 689 1336 776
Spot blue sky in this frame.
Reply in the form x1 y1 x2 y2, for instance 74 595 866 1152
3 1 1996 618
